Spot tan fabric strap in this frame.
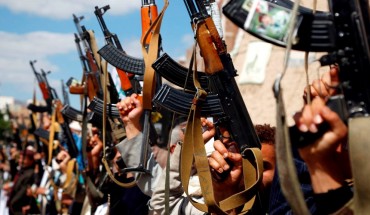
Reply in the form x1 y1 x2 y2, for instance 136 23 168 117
101 54 136 188
348 117 370 214
180 38 263 214
48 107 57 165
141 0 169 110
87 30 101 70
275 89 310 215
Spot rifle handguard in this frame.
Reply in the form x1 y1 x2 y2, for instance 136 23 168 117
69 85 85 95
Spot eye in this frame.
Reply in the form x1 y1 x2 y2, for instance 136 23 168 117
263 161 272 171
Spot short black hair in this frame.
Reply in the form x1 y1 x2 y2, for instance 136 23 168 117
254 124 275 145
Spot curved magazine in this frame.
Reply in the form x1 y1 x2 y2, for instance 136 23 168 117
222 0 336 52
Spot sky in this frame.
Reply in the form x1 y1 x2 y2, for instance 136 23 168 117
0 0 194 109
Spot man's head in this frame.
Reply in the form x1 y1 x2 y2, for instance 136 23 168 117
19 145 36 168
69 121 82 135
255 124 276 191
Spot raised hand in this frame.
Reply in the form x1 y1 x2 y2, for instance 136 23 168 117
208 139 243 201
303 65 340 103
295 97 350 193
116 93 143 139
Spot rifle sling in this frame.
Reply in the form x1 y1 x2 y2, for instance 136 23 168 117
101 58 136 188
272 0 311 213
348 117 370 214
87 30 101 70
141 0 168 110
275 87 310 215
62 158 79 196
181 40 262 214
48 108 57 165
124 0 169 176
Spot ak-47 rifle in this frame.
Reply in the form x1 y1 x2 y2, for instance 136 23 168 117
94 5 142 96
28 60 58 113
54 100 79 158
97 0 160 77
184 0 261 160
97 0 160 75
225 0 370 213
223 0 334 52
70 17 103 101
176 0 263 214
28 62 79 159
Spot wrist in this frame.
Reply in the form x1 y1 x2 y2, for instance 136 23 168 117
124 124 142 139
307 163 345 193
314 182 353 214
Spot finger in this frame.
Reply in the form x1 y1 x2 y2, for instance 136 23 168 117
310 97 325 126
320 105 347 141
209 151 230 172
329 65 340 87
200 117 207 127
226 149 242 164
202 130 215 144
213 140 229 158
208 157 225 173
132 95 142 109
299 97 324 134
311 79 330 98
298 105 313 132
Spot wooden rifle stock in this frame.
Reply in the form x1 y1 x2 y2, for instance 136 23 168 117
141 2 159 46
196 20 224 74
39 82 51 100
30 60 52 105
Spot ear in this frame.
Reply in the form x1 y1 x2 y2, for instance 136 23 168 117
170 144 177 154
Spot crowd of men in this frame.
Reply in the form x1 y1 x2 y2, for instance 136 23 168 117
0 64 354 215
0 0 364 214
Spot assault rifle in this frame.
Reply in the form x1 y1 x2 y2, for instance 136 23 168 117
220 0 370 145
71 15 103 101
184 0 261 155
223 0 335 52
28 60 58 113
225 0 370 213
94 5 142 95
176 0 263 213
97 0 158 76
28 61 78 158
54 100 79 158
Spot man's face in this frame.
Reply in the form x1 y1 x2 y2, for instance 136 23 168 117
19 154 34 168
261 143 276 191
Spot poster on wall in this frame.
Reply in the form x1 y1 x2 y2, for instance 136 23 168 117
238 41 272 85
